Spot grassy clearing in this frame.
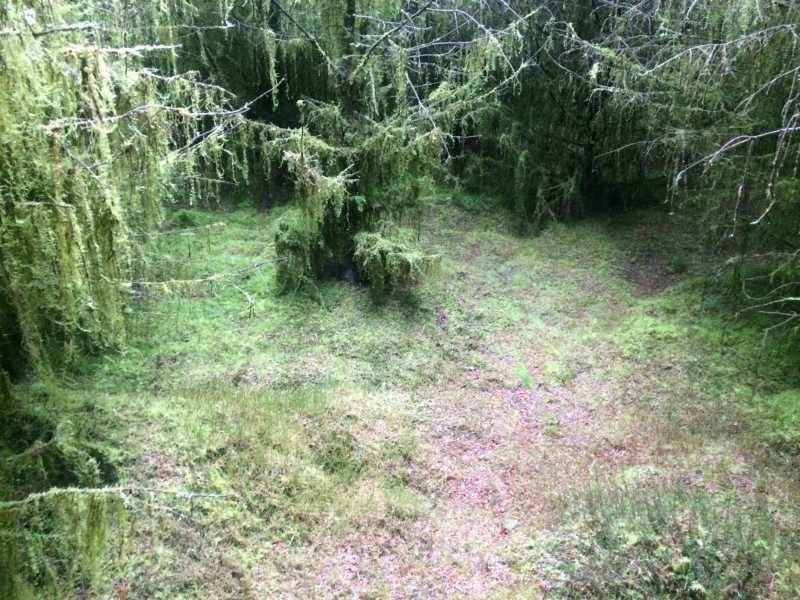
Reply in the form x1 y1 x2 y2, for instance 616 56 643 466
107 385 425 597
3 197 800 598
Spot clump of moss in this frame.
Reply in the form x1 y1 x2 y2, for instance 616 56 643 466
274 213 317 292
353 226 439 300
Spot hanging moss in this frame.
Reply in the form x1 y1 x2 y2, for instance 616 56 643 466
274 169 368 293
0 489 127 600
0 1 245 372
0 378 127 599
274 211 317 291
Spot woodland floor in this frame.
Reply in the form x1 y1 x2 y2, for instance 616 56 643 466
43 195 800 598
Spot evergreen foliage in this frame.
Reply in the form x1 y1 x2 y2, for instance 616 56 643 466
0 489 126 600
0 0 252 372
169 0 532 296
4 0 800 366
0 380 124 598
354 225 439 299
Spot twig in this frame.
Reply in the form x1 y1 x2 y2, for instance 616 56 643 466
0 485 238 511
350 0 435 82
270 0 336 72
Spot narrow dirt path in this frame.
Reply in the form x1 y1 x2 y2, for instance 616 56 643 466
283 372 652 597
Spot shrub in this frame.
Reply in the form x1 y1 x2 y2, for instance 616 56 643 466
0 383 119 502
274 213 317 292
0 384 125 599
0 489 127 600
353 227 439 300
529 485 800 598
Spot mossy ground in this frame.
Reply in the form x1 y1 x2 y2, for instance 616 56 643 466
4 196 800 598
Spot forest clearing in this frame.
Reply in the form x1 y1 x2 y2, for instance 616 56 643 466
2 1 800 598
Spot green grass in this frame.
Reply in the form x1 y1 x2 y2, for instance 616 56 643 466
4 197 800 598
113 384 426 597
745 389 800 455
611 275 800 454
103 198 632 395
2 383 425 597
130 384 424 535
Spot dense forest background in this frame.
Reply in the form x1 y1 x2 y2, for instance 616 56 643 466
2 0 800 598
3 0 799 374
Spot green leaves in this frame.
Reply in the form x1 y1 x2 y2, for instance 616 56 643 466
532 485 800 598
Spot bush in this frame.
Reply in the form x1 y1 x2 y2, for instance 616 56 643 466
353 227 439 300
0 383 120 502
0 383 125 599
274 189 368 294
529 485 800 598
0 489 127 600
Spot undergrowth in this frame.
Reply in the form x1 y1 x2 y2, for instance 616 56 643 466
525 484 800 598
613 276 800 456
112 383 425 596
0 383 124 599
0 382 120 502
